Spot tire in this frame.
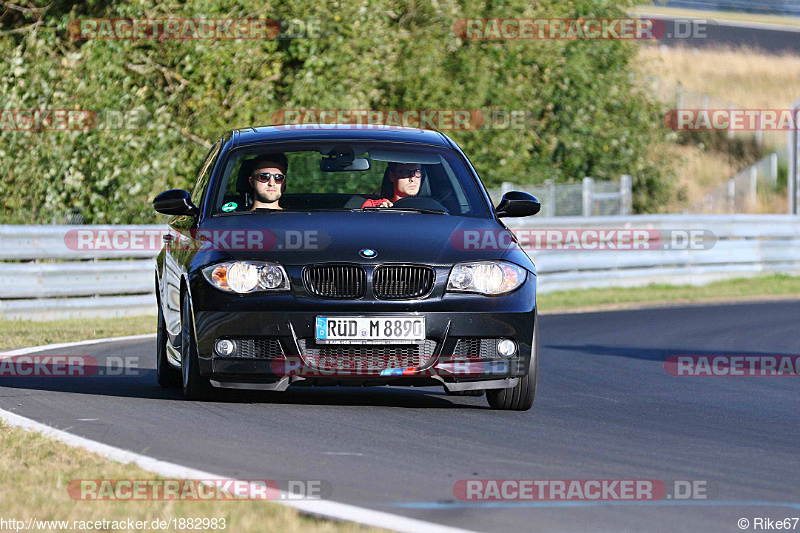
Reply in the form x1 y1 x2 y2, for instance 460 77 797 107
156 303 182 388
486 312 539 411
181 291 216 401
446 389 485 397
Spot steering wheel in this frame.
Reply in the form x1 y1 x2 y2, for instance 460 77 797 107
390 196 449 213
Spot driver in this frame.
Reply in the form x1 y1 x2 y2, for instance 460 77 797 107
361 162 422 208
247 153 288 210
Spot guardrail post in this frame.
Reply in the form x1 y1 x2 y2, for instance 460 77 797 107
756 115 763 145
727 178 736 213
790 105 799 215
501 181 514 196
749 166 758 209
582 177 594 217
770 152 778 188
620 174 632 216
545 179 556 217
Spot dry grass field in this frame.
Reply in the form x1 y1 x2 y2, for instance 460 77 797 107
636 44 800 212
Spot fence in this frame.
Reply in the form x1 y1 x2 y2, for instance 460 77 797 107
789 97 800 214
487 176 632 217
3 216 800 319
688 150 785 214
641 75 787 148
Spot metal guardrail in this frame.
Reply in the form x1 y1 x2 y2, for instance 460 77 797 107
0 224 163 320
507 215 800 292
2 216 800 320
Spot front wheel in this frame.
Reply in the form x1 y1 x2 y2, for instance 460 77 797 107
181 291 216 401
486 312 539 411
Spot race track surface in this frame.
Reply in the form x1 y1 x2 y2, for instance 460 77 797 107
652 15 800 53
2 301 799 532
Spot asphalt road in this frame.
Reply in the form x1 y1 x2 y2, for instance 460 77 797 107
2 300 799 532
650 15 800 53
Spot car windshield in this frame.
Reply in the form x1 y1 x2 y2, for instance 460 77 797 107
209 141 491 218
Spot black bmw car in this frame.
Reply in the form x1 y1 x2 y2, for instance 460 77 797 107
153 125 541 410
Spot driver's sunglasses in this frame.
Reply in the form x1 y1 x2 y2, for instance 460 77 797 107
395 168 423 179
253 172 286 184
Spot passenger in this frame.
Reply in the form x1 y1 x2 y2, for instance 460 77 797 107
361 162 422 208
247 153 288 210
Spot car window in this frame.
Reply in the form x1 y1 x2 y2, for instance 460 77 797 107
210 142 491 218
192 139 223 210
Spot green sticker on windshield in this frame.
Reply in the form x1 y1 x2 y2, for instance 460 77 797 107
222 202 237 212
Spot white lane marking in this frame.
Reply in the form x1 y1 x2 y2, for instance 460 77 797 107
0 336 475 533
573 392 619 403
323 452 365 456
76 418 99 421
0 334 157 357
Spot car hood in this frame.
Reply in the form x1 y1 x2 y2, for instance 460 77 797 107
195 212 514 265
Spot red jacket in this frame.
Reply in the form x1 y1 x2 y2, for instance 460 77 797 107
361 198 390 208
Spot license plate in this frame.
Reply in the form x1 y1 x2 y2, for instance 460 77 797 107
315 316 425 344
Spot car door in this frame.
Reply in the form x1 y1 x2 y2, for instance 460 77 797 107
162 139 223 346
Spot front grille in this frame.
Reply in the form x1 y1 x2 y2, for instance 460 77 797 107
373 265 434 299
303 265 366 299
233 338 284 359
453 338 504 359
298 338 437 372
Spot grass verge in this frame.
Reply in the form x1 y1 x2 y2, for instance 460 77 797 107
0 315 156 351
538 273 800 313
0 420 377 533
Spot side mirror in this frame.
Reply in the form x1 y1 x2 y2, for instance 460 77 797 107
153 189 199 216
495 191 541 218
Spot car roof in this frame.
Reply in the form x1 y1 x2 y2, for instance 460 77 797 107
231 124 453 148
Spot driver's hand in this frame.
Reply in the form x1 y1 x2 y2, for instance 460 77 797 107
378 200 393 208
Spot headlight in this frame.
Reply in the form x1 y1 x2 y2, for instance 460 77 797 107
446 261 526 295
202 261 290 293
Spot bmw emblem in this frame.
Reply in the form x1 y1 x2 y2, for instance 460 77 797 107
360 248 377 259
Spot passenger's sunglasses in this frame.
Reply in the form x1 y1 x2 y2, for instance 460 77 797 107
395 168 423 179
253 172 286 184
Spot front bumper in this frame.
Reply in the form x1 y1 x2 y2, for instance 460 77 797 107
189 274 536 389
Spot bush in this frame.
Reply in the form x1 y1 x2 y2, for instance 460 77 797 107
0 0 675 223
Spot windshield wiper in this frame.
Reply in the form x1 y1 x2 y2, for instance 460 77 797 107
360 207 447 215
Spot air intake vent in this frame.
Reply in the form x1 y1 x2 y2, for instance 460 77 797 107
303 265 366 299
373 265 434 299
298 339 437 372
453 338 504 359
